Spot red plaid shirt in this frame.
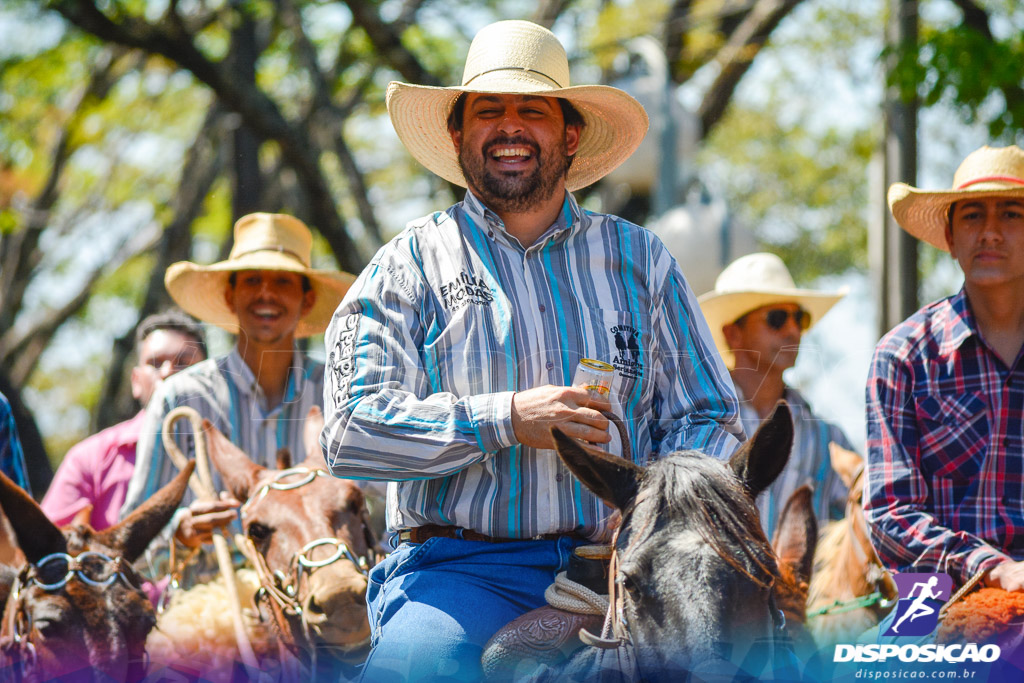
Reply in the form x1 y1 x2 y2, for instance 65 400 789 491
865 288 1024 585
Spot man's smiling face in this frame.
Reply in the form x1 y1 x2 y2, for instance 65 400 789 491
451 93 580 214
225 269 315 347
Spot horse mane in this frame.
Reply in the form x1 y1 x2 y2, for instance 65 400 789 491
808 520 854 605
627 453 778 590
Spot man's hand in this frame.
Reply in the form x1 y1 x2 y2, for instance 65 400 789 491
984 560 1024 592
511 385 612 450
174 494 241 549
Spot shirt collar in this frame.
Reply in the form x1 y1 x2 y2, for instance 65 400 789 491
224 346 308 404
461 189 583 246
939 288 979 357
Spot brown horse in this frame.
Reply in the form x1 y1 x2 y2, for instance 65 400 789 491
0 463 193 682
806 443 896 646
200 411 375 674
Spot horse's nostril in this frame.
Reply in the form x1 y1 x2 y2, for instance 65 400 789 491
304 595 326 618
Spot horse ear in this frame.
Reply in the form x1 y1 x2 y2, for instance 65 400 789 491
829 442 863 490
772 484 817 586
0 469 66 562
96 461 195 562
304 406 325 462
202 419 265 500
729 400 793 499
551 427 643 511
70 503 94 528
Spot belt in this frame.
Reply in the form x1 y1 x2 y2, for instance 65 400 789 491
397 524 585 545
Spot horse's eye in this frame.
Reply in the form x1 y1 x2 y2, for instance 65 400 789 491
619 572 640 595
247 523 272 544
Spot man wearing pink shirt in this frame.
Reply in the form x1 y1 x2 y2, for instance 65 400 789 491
42 310 206 529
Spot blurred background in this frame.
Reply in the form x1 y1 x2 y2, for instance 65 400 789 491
1 0 1021 496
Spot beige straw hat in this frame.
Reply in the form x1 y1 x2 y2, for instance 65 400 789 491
165 213 355 338
385 20 649 192
888 145 1024 251
698 253 847 369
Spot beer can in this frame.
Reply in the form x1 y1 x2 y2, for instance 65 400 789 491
573 358 615 400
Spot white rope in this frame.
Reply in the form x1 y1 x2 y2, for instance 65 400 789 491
544 571 609 616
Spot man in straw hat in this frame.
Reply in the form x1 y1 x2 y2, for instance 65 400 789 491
865 145 1024 594
699 252 853 538
320 19 742 680
121 212 353 563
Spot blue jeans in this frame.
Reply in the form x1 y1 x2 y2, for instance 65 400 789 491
360 535 585 682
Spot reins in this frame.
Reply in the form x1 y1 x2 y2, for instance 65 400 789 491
161 406 260 670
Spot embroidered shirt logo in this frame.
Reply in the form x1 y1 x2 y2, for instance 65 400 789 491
330 313 359 404
440 271 495 313
611 324 644 380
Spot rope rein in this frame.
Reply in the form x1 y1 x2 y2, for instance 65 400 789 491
161 406 260 671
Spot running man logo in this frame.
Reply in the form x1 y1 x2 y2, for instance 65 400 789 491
883 572 953 637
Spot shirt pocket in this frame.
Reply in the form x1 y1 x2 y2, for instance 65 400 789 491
582 309 649 404
914 391 989 484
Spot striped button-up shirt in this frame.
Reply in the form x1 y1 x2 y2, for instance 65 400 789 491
736 386 851 539
122 348 324 568
865 288 1024 585
322 191 742 541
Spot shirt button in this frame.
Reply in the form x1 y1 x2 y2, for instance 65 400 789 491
555 473 564 483
539 304 546 313
488 231 495 238
546 361 554 370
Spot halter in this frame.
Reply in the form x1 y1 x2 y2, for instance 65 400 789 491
1 552 145 682
240 466 375 674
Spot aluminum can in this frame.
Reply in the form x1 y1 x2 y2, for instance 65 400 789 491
573 358 615 400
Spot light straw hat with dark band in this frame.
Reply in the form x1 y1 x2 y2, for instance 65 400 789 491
888 145 1024 251
698 253 847 370
165 213 355 338
385 20 649 192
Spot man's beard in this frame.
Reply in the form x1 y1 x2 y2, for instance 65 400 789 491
458 135 570 214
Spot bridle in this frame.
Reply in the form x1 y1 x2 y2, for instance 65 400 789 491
1 552 147 683
238 466 376 673
577 522 791 680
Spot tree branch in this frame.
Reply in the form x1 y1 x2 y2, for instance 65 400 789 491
696 0 804 138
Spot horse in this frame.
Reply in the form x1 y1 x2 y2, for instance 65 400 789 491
0 462 193 682
528 401 800 680
806 443 896 646
190 410 375 676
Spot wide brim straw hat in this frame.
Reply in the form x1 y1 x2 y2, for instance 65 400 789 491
888 145 1024 251
385 20 649 192
698 253 847 370
165 213 355 338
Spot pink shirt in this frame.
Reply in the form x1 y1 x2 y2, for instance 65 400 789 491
42 411 144 530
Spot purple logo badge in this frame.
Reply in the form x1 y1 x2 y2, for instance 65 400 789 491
884 573 953 637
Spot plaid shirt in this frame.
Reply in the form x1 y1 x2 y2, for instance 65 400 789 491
864 288 1024 585
322 190 742 541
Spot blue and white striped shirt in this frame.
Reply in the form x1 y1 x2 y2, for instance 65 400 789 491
322 191 742 541
123 347 324 518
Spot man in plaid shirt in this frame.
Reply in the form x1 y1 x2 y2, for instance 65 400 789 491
865 144 1024 591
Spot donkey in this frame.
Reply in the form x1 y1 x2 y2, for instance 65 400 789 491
539 402 799 681
0 462 193 682
199 412 375 674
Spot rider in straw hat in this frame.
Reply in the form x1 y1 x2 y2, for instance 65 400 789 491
122 213 353 570
865 145 1024 598
699 252 853 538
321 19 741 680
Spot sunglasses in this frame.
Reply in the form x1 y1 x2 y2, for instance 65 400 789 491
760 307 811 332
